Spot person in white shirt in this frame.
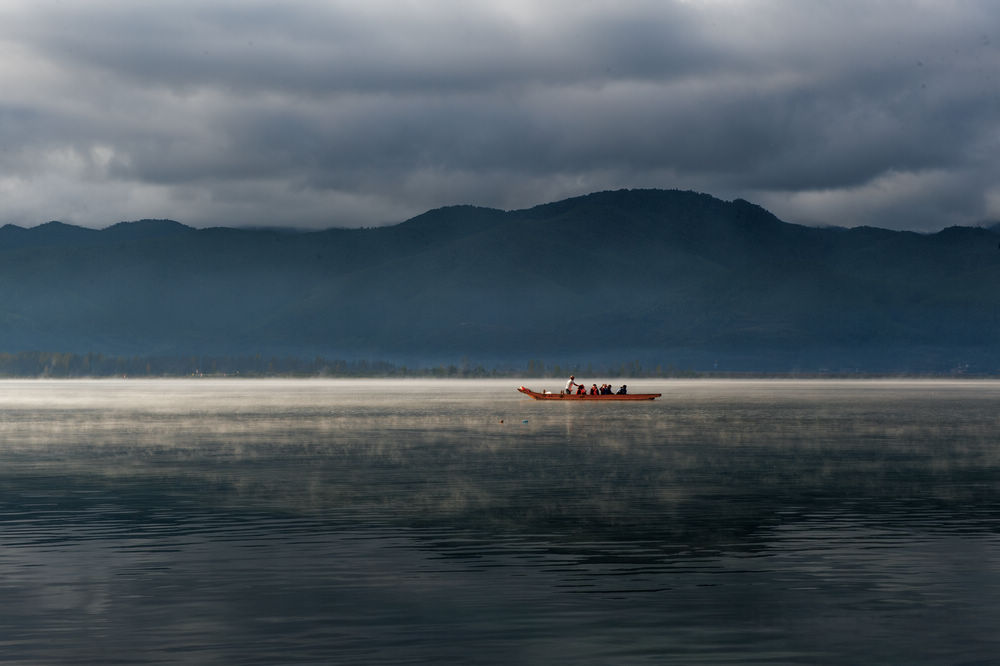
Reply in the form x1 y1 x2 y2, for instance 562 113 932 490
565 375 581 394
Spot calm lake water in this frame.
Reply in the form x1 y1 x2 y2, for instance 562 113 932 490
1 378 999 664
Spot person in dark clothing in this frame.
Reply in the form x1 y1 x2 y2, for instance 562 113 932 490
616 384 628 395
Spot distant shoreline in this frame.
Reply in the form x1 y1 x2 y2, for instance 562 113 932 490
1 350 993 379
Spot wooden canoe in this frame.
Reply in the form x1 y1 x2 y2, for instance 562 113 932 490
517 386 661 401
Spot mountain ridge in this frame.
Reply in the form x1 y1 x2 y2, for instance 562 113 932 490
2 188 999 372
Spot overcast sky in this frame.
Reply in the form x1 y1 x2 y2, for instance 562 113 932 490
1 1 997 231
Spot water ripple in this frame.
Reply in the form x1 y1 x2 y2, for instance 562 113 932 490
1 379 1000 663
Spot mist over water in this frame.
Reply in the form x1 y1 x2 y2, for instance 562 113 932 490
1 378 998 664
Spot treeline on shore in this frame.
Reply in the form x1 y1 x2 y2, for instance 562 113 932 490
0 351 702 379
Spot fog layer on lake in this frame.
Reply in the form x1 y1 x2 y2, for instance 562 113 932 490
0 379 998 664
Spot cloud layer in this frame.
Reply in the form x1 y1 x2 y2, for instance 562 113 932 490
1 1 998 230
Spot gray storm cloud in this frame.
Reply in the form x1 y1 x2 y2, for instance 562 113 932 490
0 0 997 230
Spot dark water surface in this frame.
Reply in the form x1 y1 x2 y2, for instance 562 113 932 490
1 378 999 664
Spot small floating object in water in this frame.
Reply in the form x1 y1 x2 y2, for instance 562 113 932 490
522 419 529 424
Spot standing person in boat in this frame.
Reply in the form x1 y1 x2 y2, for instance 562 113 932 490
565 375 582 395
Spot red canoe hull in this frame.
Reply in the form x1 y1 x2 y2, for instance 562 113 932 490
517 386 660 401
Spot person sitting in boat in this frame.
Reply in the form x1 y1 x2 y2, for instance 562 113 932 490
565 375 581 395
616 384 628 395
601 384 612 395
589 384 599 395
576 384 587 395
